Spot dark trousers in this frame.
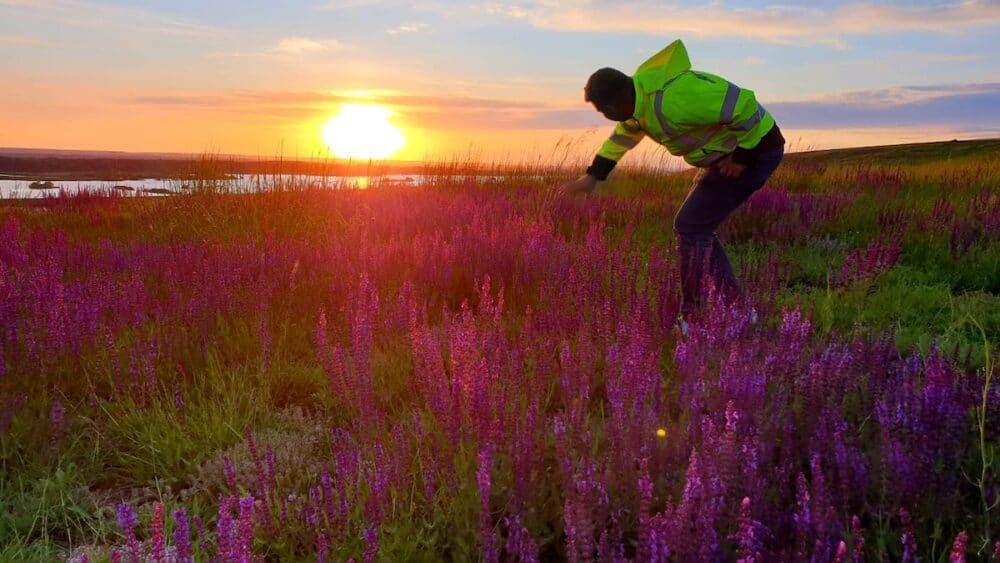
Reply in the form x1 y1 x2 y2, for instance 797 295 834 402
674 143 785 315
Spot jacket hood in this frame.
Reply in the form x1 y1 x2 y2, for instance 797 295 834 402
632 39 691 93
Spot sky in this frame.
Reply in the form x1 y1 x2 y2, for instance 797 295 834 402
1 0 998 165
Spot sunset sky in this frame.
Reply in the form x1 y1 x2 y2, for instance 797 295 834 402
2 0 998 165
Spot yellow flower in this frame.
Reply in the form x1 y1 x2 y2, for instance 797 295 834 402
656 428 667 438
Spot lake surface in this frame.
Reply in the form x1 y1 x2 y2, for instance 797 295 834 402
0 174 432 199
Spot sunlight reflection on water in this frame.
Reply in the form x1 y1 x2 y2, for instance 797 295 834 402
0 174 441 199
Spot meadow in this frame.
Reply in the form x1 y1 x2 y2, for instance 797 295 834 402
0 141 998 561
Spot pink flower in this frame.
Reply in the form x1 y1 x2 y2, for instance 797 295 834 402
949 531 967 563
150 503 165 562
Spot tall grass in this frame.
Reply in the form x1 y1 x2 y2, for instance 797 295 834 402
0 148 997 561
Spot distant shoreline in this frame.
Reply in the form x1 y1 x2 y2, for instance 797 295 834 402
0 156 432 182
2 138 998 181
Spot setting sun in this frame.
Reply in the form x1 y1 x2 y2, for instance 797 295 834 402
322 104 406 160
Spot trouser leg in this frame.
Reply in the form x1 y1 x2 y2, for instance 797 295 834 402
674 145 785 314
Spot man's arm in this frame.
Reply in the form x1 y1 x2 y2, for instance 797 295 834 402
722 86 767 166
588 121 646 181
562 121 645 195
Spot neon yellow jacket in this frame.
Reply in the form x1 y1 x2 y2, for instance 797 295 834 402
595 39 775 169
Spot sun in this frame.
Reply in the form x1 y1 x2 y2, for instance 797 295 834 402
322 104 406 160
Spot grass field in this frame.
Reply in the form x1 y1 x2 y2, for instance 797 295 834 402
0 140 998 561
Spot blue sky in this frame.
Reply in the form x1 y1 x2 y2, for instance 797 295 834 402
1 0 998 158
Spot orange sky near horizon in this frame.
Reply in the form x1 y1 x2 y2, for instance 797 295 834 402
4 80 992 166
2 0 998 165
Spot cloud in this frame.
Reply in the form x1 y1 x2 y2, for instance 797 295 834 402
118 81 1000 134
0 0 223 37
386 23 429 35
209 37 352 59
460 0 1000 47
318 0 384 10
886 51 986 65
120 88 584 128
769 83 1000 130
271 37 350 55
0 34 43 46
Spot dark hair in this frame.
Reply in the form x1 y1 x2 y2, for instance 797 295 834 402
584 67 631 106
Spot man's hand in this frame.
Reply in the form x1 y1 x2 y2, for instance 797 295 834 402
716 154 747 178
558 174 598 196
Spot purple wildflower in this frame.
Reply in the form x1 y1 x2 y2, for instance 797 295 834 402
363 525 378 563
223 456 238 495
834 541 847 563
150 503 165 563
116 503 140 563
477 448 498 563
851 515 864 563
733 497 762 563
216 497 235 561
899 508 917 563
235 495 255 562
50 399 64 439
174 382 184 411
173 508 192 563
948 531 967 563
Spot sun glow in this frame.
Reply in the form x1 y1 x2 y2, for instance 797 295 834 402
322 104 406 160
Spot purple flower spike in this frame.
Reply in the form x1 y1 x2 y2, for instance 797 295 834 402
235 495 255 562
216 496 235 561
173 508 193 563
223 456 238 495
948 531 967 563
899 508 917 563
174 382 184 411
851 515 864 563
150 503 165 563
733 496 762 563
115 503 140 563
834 541 847 563
363 525 378 563
477 448 498 563
50 400 64 427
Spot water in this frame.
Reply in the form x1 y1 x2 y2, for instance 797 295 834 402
0 174 432 199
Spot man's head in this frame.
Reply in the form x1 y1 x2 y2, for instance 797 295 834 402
585 67 635 122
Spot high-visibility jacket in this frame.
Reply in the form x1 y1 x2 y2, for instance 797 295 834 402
595 39 775 168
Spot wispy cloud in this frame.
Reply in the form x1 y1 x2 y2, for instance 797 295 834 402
209 37 352 60
319 0 385 10
886 51 986 65
118 81 1000 133
386 23 429 35
0 0 223 37
462 0 1000 47
770 82 1000 130
271 37 350 55
120 87 583 128
0 34 44 46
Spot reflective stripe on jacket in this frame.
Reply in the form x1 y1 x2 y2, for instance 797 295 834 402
596 39 775 168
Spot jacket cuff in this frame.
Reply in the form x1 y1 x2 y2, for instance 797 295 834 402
586 155 617 181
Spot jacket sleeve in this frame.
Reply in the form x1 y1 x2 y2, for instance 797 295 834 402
587 121 645 180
